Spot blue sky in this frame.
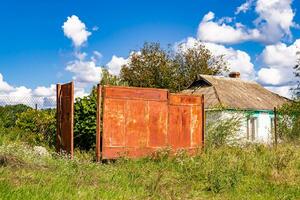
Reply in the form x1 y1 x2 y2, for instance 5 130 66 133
0 0 299 98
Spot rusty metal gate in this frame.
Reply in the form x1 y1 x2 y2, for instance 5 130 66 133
56 82 74 158
97 86 204 160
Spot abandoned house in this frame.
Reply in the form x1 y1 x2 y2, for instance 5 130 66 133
181 72 289 144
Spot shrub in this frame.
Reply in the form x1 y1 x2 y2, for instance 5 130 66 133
16 109 56 146
206 113 242 148
0 104 30 128
74 89 97 150
278 101 300 141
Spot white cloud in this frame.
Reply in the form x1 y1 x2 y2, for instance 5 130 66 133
198 0 296 44
197 12 261 44
235 0 255 14
177 37 255 80
66 60 102 84
257 68 283 85
254 0 296 43
33 84 56 97
106 55 128 75
0 73 56 108
265 85 294 98
62 15 91 47
257 39 300 86
0 73 14 93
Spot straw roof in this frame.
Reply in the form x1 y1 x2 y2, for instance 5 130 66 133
181 75 289 111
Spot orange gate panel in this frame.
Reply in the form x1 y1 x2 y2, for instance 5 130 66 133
100 86 203 159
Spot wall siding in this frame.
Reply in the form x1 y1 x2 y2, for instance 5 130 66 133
206 110 274 144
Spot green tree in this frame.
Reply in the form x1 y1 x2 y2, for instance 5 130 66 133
120 42 228 92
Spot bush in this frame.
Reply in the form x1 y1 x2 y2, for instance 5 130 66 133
0 104 30 128
74 89 97 150
16 109 56 146
206 114 242 148
278 101 300 141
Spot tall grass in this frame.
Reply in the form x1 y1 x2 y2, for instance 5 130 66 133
0 141 299 200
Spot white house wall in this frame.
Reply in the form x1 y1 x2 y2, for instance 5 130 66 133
206 110 274 144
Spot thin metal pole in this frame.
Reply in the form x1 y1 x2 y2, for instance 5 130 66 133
274 107 278 147
201 95 205 147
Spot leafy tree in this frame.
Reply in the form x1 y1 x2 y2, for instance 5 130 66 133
120 42 228 92
100 69 127 86
120 43 175 90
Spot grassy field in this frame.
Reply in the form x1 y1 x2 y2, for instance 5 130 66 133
0 140 299 200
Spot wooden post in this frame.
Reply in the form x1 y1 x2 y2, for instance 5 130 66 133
56 84 61 153
96 84 102 162
274 107 278 147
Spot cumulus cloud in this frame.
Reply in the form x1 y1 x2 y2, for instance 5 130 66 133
106 55 128 75
235 0 255 14
0 73 56 108
257 39 300 84
265 85 294 98
198 0 297 44
197 12 261 44
62 15 91 47
177 37 255 80
66 60 102 85
0 73 14 93
254 0 296 43
257 39 300 97
33 84 56 97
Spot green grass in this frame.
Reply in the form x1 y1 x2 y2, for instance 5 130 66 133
0 140 299 200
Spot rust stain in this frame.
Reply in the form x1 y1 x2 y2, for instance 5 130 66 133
56 82 74 158
101 86 204 159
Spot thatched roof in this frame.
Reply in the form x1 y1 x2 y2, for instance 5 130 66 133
181 75 289 111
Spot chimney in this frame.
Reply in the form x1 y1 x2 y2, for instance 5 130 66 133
229 72 240 78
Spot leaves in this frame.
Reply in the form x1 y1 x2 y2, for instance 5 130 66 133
120 42 228 92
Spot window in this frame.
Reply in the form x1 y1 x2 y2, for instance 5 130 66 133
247 117 258 141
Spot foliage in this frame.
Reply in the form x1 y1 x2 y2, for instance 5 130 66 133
120 42 228 92
100 68 127 86
277 101 300 141
15 109 56 146
206 112 242 148
0 104 30 128
294 51 300 97
74 90 97 150
0 141 299 200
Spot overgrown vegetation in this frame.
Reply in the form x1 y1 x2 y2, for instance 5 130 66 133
0 140 299 200
206 115 242 148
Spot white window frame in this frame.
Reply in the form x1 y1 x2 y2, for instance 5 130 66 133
247 117 258 141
